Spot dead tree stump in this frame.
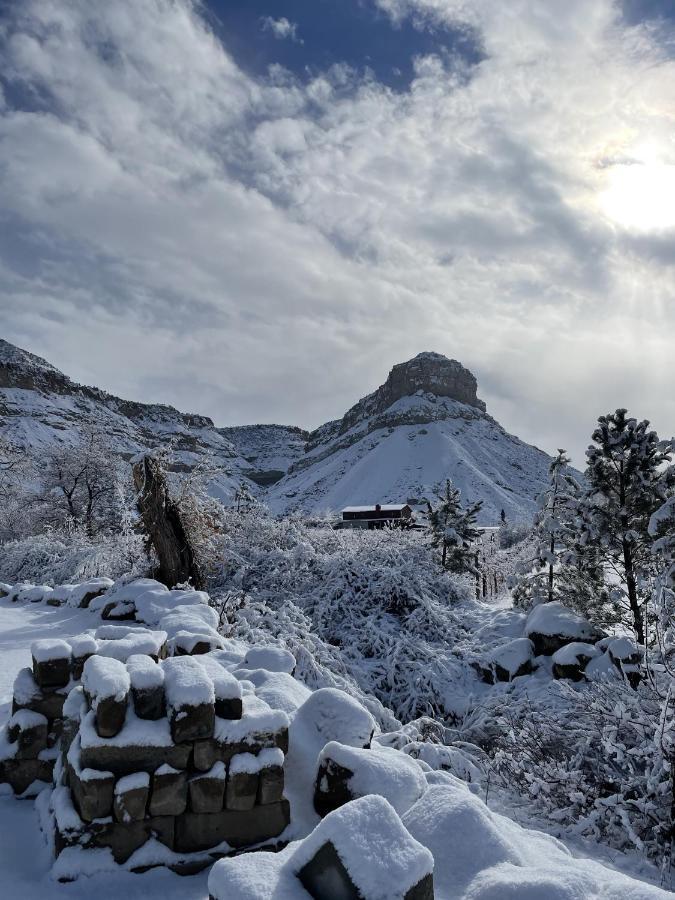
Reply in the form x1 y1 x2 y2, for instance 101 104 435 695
132 454 204 590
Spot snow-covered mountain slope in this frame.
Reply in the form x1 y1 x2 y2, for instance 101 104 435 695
266 353 553 523
218 424 309 486
0 340 256 501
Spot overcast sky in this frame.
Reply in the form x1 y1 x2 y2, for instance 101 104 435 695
1 0 675 465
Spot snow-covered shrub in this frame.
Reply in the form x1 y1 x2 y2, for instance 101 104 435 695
209 510 483 725
457 677 674 870
0 524 148 585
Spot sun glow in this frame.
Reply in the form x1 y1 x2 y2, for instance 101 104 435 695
599 142 675 232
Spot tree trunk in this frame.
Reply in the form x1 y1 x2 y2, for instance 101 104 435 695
548 534 555 604
132 455 203 590
623 537 645 646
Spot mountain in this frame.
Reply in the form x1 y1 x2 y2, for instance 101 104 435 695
0 339 257 501
218 424 309 486
1 341 552 523
266 353 552 523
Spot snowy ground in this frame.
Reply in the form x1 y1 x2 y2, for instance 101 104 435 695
0 598 210 899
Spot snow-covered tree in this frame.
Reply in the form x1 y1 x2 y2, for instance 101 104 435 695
649 496 675 659
35 428 128 535
512 449 579 607
575 410 675 645
427 479 482 574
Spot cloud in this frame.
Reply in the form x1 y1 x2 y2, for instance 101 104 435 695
261 16 303 44
0 0 674 467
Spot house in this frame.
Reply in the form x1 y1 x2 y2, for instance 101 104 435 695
340 503 413 529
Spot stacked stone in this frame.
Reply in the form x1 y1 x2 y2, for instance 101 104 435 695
0 638 91 794
52 651 291 868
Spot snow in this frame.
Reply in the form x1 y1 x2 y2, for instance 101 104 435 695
81 656 130 702
229 749 283 775
79 707 173 749
242 645 296 674
318 741 427 815
195 656 241 700
21 586 53 603
402 782 671 899
267 392 553 523
68 634 98 657
607 637 640 661
290 795 434 899
293 688 375 749
12 668 39 706
31 638 72 663
214 695 288 743
525 601 598 640
487 638 534 674
126 655 164 691
97 630 167 662
115 772 150 794
236 669 311 715
8 710 47 732
65 579 114 608
552 642 601 666
134 588 209 628
162 656 214 709
195 761 226 780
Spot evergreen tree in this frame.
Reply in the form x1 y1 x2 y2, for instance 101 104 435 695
576 409 675 645
649 497 675 654
428 479 482 574
512 449 579 607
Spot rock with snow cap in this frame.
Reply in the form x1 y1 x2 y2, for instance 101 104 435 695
292 795 434 900
114 771 150 822
149 764 188 817
31 638 72 689
552 642 601 681
525 602 603 655
82 656 130 738
189 761 226 813
163 656 215 743
7 709 48 759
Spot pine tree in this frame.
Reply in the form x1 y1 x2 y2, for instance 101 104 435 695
512 449 579 607
576 409 675 645
649 497 675 654
428 479 482 574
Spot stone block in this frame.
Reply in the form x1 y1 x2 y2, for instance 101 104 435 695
114 772 150 823
72 654 95 681
0 757 54 794
297 840 434 900
8 711 49 760
215 696 243 720
69 764 115 821
173 799 290 853
193 727 289 772
32 649 71 690
226 769 258 812
12 668 66 721
149 766 188 817
79 741 191 777
189 762 226 813
88 816 174 864
314 758 353 818
101 601 136 621
258 764 284 805
93 695 128 739
170 702 215 744
131 685 166 721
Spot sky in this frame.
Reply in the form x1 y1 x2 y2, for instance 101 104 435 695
1 0 675 465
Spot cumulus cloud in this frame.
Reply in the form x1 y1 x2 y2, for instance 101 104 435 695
0 0 674 464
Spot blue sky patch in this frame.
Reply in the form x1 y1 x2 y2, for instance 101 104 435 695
204 0 484 91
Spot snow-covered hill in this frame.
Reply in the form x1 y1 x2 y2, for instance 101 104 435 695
1 342 554 521
267 353 553 523
0 339 256 502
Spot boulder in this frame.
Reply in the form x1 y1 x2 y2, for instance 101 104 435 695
552 642 601 681
12 667 67 721
524 602 602 655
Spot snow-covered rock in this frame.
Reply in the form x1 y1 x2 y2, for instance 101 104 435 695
524 601 602 654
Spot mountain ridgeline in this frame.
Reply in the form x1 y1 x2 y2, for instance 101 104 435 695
0 341 551 523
